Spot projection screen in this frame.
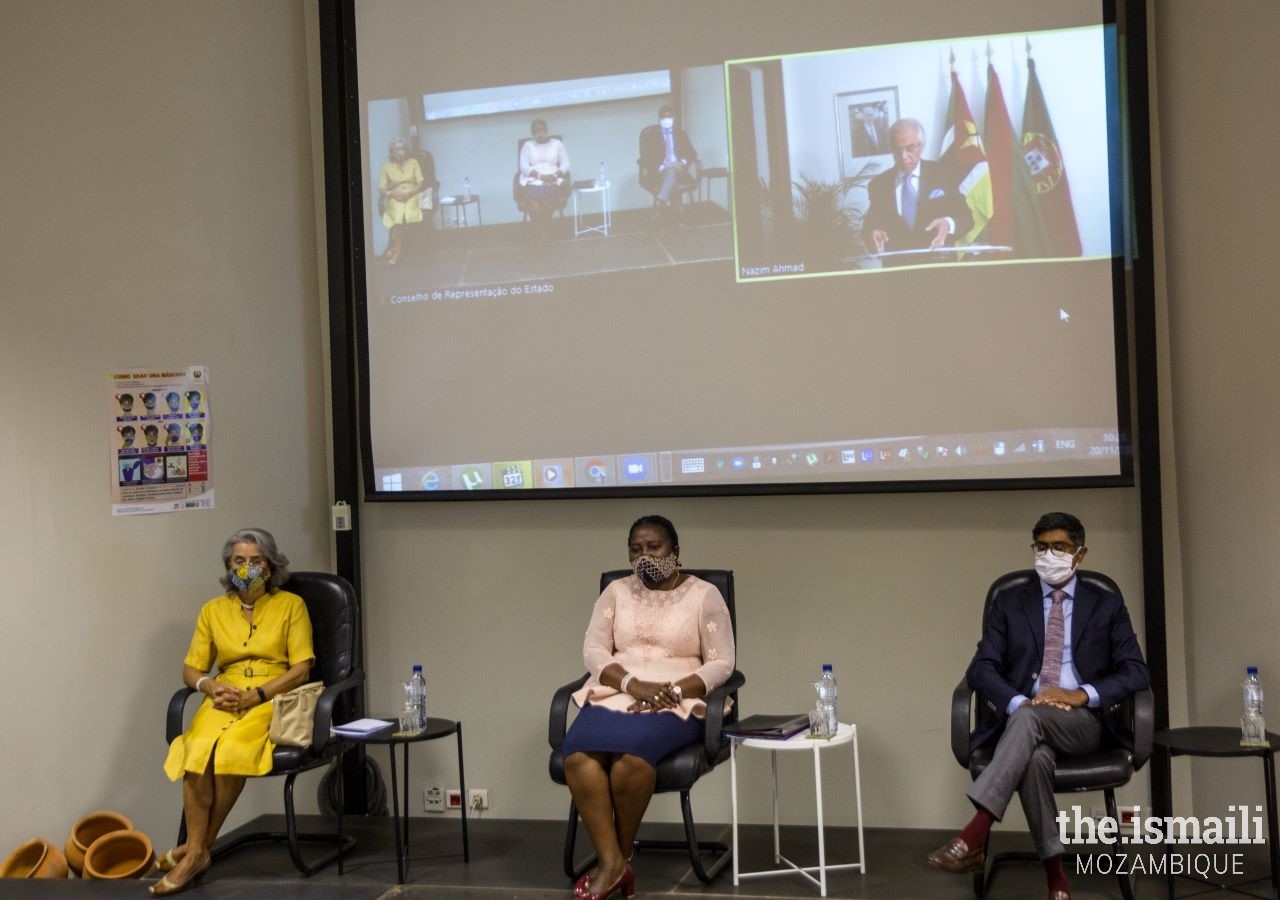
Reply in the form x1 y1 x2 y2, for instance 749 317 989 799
347 0 1140 499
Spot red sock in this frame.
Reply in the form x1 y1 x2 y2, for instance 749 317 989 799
1044 856 1068 893
958 807 996 851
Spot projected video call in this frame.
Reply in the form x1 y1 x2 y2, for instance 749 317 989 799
353 2 1130 497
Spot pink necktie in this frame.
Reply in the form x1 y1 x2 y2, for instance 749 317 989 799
1040 589 1066 690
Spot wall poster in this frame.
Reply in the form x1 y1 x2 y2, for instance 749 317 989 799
110 365 214 515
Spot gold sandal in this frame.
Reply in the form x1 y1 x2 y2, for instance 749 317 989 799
149 855 209 896
151 847 183 873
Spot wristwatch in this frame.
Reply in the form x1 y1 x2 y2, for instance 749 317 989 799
669 683 683 702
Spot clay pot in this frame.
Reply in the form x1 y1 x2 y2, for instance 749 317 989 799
64 810 132 876
82 829 154 880
0 837 69 878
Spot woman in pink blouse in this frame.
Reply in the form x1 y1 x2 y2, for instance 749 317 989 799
517 118 570 247
561 515 736 900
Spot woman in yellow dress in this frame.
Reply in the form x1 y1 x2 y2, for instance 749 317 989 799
377 136 426 265
152 528 314 895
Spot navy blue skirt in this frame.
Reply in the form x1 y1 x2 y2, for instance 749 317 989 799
562 705 703 768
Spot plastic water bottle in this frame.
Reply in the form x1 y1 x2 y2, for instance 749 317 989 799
462 177 471 201
1242 666 1266 746
409 664 428 731
598 161 607 187
814 664 838 738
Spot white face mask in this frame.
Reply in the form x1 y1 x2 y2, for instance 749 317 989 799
659 117 674 130
1034 550 1078 586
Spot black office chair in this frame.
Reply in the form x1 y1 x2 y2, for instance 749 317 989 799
164 571 365 876
548 568 745 884
514 135 571 223
950 569 1154 900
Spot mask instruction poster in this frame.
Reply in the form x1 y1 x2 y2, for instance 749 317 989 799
110 365 214 515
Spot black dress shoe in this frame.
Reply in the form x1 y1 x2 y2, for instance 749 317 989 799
926 836 985 873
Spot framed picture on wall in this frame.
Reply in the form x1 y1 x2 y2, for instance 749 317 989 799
835 86 898 180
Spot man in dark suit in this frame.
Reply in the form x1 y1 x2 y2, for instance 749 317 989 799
862 118 971 257
851 104 889 156
639 104 698 217
927 512 1150 900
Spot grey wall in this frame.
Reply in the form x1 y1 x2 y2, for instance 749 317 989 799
0 0 1274 861
1154 0 1280 820
0 0 330 851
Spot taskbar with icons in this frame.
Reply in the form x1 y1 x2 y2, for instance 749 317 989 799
372 428 1125 492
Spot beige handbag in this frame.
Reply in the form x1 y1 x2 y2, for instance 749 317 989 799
268 682 325 746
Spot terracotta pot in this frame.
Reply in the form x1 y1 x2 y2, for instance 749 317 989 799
82 829 153 880
0 837 69 878
64 810 132 877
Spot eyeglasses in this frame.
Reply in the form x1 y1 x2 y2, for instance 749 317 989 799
891 142 923 156
1031 542 1077 559
232 556 267 567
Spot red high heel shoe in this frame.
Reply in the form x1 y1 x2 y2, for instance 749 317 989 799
574 872 591 897
581 864 634 900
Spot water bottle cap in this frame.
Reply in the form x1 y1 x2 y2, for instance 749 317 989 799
412 664 423 673
822 664 833 672
1248 666 1259 675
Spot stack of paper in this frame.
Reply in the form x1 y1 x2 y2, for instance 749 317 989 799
331 718 394 737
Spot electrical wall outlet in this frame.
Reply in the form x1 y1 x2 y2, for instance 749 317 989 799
468 788 489 810
423 780 444 812
446 789 463 810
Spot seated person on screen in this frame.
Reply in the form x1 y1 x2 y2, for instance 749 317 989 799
518 118 570 247
639 104 698 222
153 528 314 895
862 118 971 258
377 137 426 266
927 512 1149 900
560 515 735 900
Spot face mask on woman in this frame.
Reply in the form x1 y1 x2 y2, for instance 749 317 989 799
632 554 679 585
231 564 267 594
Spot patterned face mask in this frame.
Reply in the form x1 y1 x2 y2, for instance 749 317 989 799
632 554 680 585
230 564 266 594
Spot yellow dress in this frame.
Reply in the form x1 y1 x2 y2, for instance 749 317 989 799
163 590 314 779
379 158 425 227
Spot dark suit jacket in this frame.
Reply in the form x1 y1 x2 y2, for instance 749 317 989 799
965 571 1150 751
862 159 972 251
638 123 698 194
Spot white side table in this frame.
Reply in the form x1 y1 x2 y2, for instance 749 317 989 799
730 722 865 897
572 182 610 237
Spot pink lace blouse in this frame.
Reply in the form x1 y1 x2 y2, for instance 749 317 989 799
571 573 736 720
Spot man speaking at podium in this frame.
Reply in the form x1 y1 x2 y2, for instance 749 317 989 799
863 118 970 258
